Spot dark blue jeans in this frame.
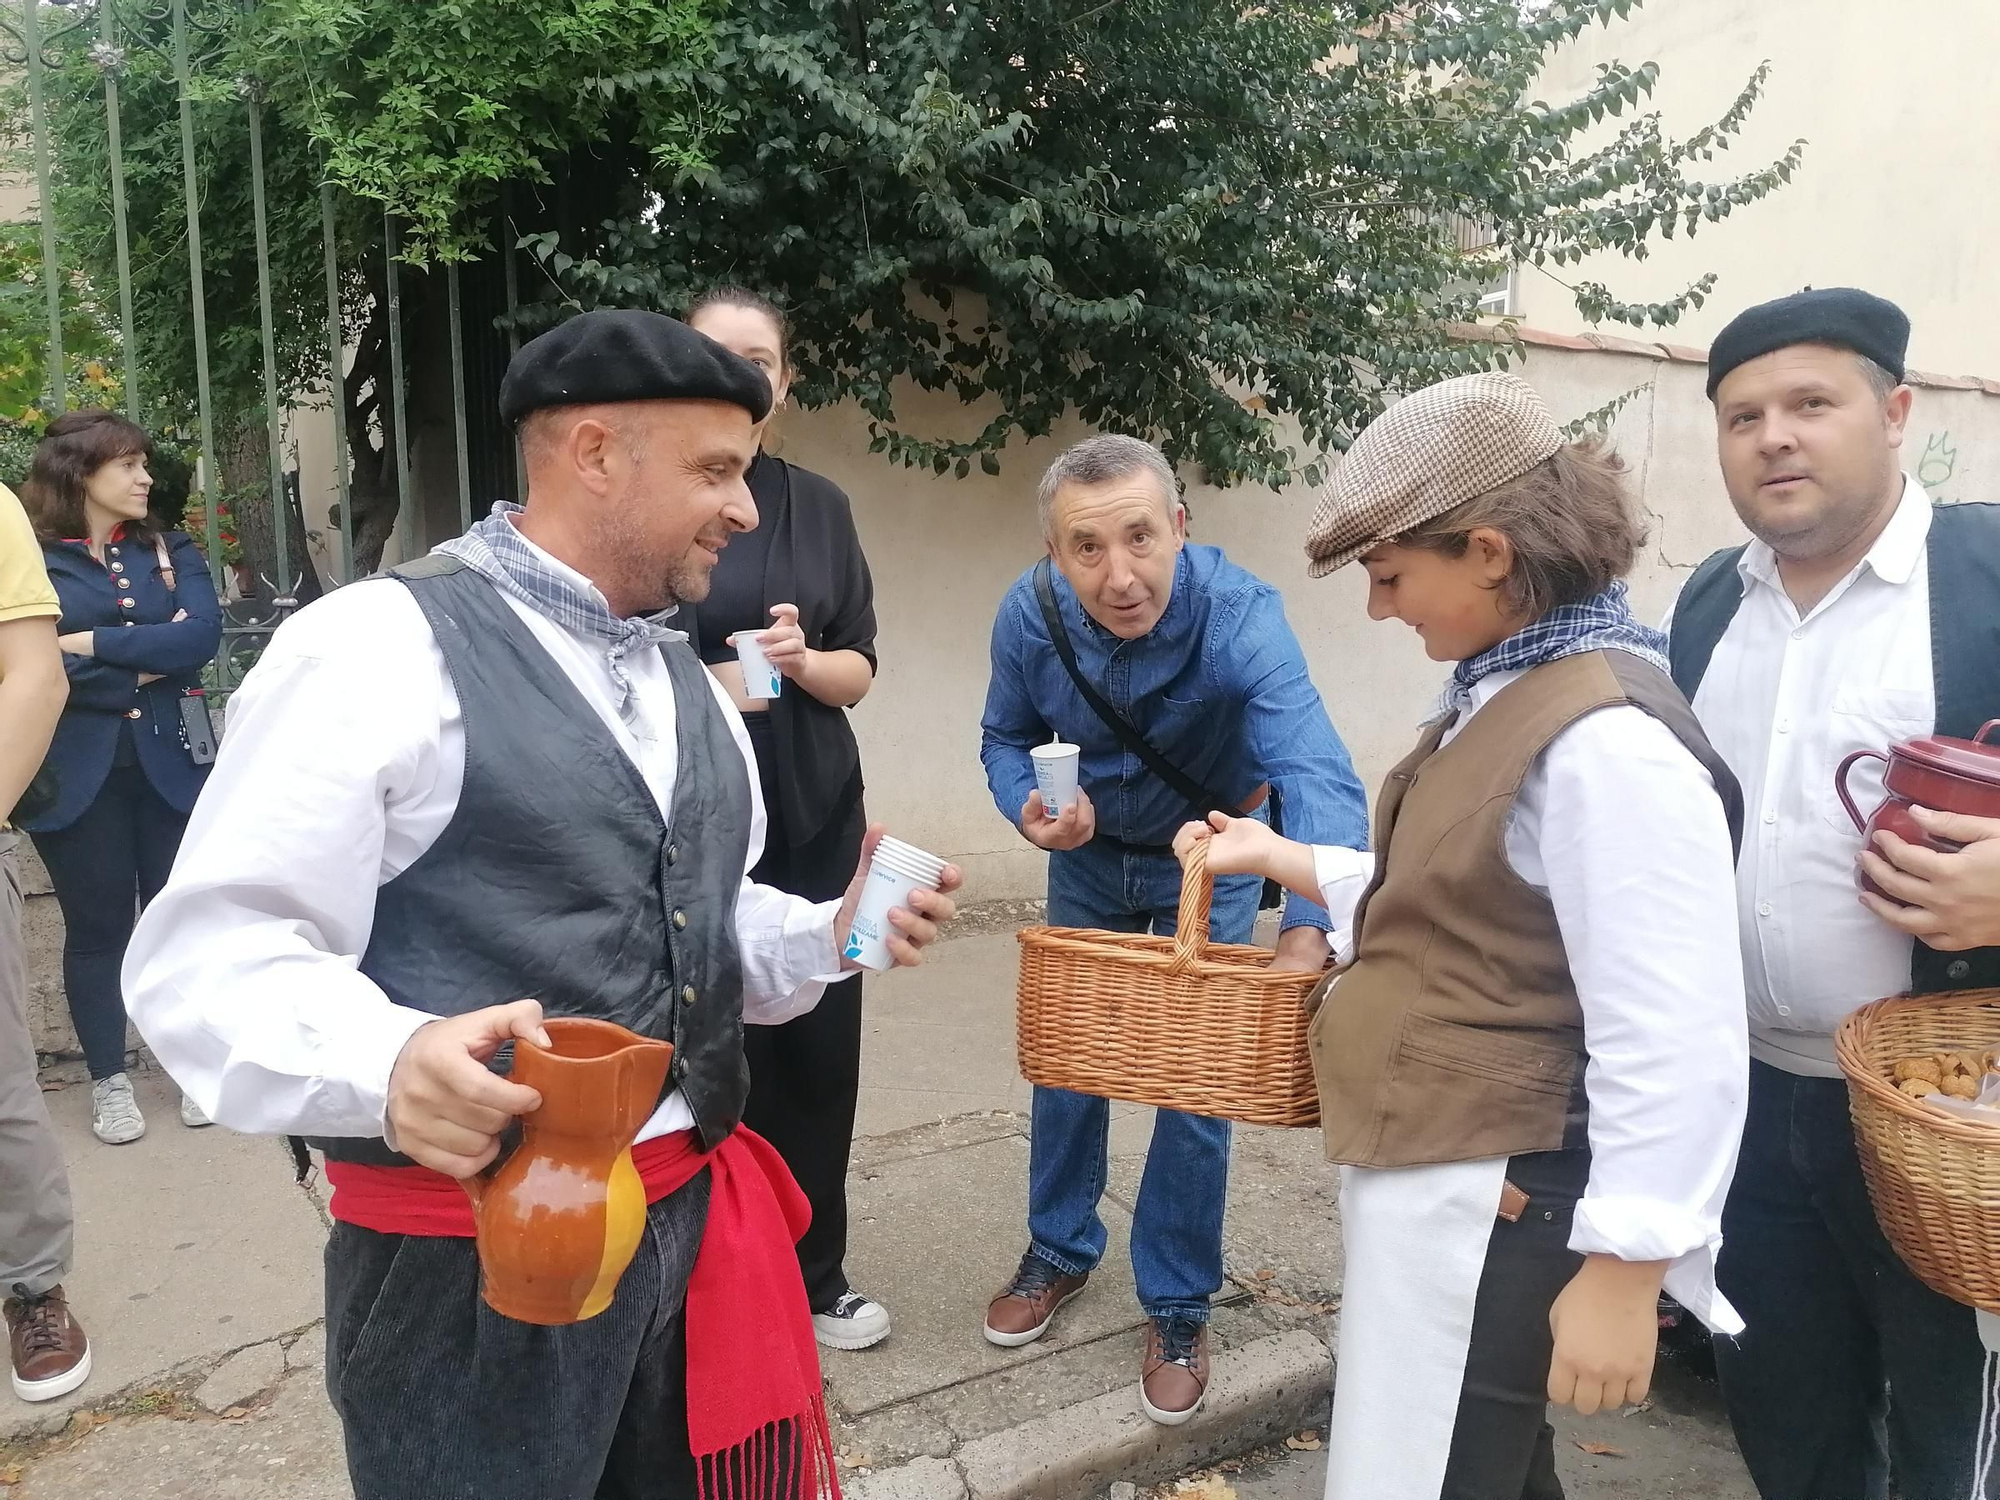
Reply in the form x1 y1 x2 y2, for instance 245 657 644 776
1714 1059 1995 1500
1028 839 1263 1322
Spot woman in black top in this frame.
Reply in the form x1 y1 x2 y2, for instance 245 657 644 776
686 288 887 1350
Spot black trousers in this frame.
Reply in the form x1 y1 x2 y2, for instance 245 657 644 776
739 712 866 1313
1439 1146 1589 1500
325 1172 711 1500
30 762 189 1080
1714 1060 1994 1500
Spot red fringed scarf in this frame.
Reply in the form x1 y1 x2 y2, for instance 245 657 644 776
325 1127 839 1500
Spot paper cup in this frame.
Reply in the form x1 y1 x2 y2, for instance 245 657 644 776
1030 742 1081 819
733 632 784 700
842 836 947 972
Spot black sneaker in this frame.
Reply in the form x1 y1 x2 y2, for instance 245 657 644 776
813 1290 891 1351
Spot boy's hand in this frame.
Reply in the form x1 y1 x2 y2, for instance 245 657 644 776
1547 1255 1668 1415
1173 810 1279 876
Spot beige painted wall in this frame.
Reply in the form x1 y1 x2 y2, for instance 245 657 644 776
1514 0 2000 379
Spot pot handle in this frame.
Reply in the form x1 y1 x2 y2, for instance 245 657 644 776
1835 748 1889 833
1977 720 2000 747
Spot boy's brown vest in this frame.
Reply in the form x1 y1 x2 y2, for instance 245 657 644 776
1309 650 1743 1168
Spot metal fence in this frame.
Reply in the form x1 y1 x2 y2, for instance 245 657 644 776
4 0 535 689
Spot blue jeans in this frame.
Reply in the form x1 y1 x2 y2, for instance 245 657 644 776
1029 839 1262 1322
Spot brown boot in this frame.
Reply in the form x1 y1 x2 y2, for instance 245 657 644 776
1140 1316 1208 1425
6 1284 92 1403
982 1251 1089 1348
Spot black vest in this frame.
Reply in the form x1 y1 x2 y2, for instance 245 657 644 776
1667 501 2000 996
310 555 755 1165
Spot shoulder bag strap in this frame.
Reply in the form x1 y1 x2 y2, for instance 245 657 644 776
153 535 178 599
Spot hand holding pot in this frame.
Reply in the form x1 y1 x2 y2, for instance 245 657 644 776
385 1000 551 1177
1860 807 2000 952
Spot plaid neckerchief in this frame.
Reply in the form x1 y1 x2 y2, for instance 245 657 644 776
1439 580 1669 716
435 502 684 722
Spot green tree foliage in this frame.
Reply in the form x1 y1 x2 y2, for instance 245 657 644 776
3 0 717 575
529 0 1802 487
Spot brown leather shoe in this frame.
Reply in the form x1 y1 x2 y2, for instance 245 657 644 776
1140 1316 1208 1425
6 1283 92 1402
983 1251 1088 1348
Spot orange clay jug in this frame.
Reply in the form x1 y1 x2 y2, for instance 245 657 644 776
460 1017 675 1326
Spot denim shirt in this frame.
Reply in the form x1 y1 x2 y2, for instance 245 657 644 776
980 544 1368 931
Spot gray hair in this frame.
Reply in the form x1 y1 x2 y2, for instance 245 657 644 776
1036 434 1181 538
1855 353 1902 401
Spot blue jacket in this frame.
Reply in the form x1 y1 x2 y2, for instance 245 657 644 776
22 528 222 832
980 544 1369 932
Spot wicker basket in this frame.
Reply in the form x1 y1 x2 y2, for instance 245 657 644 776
1836 988 2000 1313
1014 840 1323 1128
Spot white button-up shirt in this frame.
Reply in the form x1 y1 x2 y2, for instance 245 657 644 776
1678 475 1933 1077
1313 668 1749 1331
123 533 842 1145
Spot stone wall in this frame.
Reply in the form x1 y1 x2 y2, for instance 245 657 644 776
25 330 2000 1057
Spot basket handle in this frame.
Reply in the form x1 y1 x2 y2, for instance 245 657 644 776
1169 838 1215 976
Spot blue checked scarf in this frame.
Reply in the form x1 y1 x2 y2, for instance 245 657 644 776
436 502 685 722
1439 580 1669 717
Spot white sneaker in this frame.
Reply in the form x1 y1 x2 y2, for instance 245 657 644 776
179 1093 212 1129
90 1073 146 1145
813 1292 891 1351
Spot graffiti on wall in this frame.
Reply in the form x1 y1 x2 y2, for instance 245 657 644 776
1917 430 1980 505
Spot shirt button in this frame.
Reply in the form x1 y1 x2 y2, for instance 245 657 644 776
1758 901 1774 917
1791 630 1804 642
1778 1005 1792 1017
672 910 688 931
1775 719 1790 734
681 985 697 1007
1763 810 1778 825
1949 960 1973 983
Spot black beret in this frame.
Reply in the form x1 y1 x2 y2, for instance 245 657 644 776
1706 287 1910 400
497 308 773 426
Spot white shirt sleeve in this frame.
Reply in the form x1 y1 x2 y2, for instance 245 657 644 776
1311 843 1375 965
1509 705 1749 1335
122 595 445 1138
704 673 845 1025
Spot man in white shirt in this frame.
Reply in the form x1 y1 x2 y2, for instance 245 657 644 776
123 311 961 1500
1667 287 2000 1500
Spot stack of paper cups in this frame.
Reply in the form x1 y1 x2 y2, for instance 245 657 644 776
1030 741 1081 818
843 836 948 972
734 632 784 699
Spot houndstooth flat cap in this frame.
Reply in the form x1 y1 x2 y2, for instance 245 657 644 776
1304 372 1562 577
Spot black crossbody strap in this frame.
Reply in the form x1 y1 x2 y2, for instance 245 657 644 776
1032 557 1241 819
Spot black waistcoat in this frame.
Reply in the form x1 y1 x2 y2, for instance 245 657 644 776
309 554 755 1164
1667 500 2000 996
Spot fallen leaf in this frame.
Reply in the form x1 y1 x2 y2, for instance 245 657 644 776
1573 1441 1627 1458
0 1465 21 1485
1255 1269 1276 1282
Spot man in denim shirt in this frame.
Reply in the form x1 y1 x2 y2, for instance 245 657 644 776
979 435 1368 1426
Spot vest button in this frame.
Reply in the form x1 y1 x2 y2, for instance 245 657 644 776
666 844 680 865
672 909 687 930
1948 959 1972 983
682 985 697 1007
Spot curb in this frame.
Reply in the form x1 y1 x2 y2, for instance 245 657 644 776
844 1328 1333 1500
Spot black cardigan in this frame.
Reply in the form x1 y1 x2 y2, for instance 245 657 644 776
686 452 877 849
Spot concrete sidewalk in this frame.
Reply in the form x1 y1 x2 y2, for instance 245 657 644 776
1 920 1346 1498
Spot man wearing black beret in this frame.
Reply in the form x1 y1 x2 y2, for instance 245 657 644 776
124 309 962 1499
1668 288 2000 1498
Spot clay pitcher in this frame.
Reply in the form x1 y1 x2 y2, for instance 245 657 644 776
460 1017 675 1326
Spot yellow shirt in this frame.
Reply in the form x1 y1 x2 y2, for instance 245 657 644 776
0 483 59 624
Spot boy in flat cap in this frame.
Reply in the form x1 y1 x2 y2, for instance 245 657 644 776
1178 372 1749 1500
124 308 961 1500
1667 287 2000 1499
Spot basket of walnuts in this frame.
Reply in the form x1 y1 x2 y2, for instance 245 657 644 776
1836 988 2000 1313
